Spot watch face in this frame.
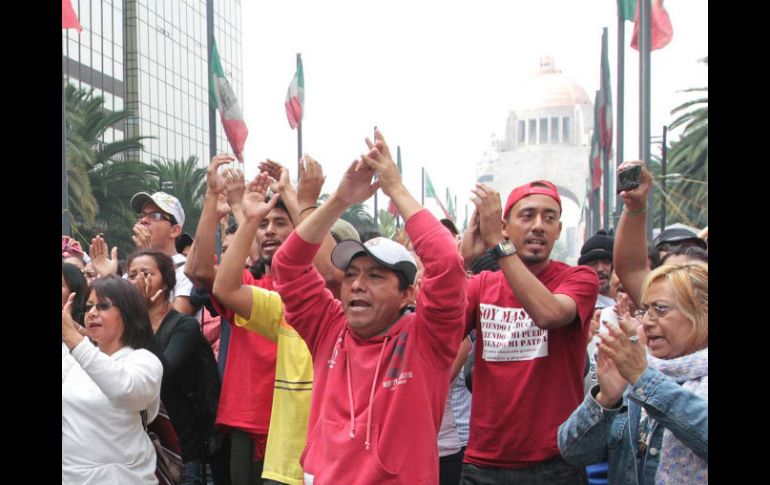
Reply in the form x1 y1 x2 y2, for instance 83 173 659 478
501 240 516 254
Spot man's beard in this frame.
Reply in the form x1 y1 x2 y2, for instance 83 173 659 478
261 255 273 268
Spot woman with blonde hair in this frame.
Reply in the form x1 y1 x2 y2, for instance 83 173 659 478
558 260 708 484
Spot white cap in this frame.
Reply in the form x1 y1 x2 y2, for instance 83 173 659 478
332 237 417 285
131 191 186 228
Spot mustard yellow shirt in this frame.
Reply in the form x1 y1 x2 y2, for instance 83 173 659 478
235 286 313 485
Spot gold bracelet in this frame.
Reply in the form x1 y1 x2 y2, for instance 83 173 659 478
623 204 648 215
299 206 318 215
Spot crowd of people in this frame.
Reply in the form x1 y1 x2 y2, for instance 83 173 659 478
62 131 708 485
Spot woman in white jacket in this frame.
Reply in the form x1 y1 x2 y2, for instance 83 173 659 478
62 275 163 484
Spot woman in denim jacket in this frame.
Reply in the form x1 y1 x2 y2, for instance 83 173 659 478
558 262 708 484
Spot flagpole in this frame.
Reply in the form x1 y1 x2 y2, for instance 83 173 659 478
207 0 217 160
396 145 402 229
372 126 378 227
601 27 611 231
297 53 303 175
639 0 653 240
614 0 626 227
421 167 425 206
206 0 223 258
62 76 70 236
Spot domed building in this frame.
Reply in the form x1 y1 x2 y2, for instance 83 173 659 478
477 56 593 262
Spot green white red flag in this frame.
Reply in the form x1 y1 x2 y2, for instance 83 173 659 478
285 57 304 129
210 40 248 162
62 0 82 31
631 0 673 51
424 171 449 218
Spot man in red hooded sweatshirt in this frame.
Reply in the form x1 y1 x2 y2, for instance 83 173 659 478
271 130 467 484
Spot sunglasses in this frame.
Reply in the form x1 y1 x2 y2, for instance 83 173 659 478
85 301 114 313
137 211 174 223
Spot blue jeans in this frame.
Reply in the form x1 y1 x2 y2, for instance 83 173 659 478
460 456 587 485
181 460 203 485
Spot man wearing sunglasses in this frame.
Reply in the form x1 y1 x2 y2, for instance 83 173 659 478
130 191 196 315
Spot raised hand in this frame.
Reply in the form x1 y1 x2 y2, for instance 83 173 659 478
132 223 152 249
361 129 402 197
259 159 294 195
595 346 629 408
459 208 487 267
297 155 325 209
597 322 648 385
207 154 237 195
89 234 118 276
62 293 84 341
470 183 504 248
334 159 379 206
617 160 652 212
242 172 279 221
615 292 640 336
224 166 245 207
133 271 164 306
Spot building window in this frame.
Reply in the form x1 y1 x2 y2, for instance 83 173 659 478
539 118 548 144
528 119 536 145
562 116 571 143
517 120 525 144
551 117 559 143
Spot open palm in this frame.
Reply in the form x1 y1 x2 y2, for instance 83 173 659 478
243 172 278 221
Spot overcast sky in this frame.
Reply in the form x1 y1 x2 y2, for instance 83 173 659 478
238 0 708 222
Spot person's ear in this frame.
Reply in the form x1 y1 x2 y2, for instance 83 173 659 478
400 285 416 309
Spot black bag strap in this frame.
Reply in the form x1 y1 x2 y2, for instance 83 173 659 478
140 409 148 431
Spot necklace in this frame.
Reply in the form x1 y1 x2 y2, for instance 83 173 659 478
637 407 655 458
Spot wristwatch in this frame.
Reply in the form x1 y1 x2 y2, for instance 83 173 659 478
491 240 516 260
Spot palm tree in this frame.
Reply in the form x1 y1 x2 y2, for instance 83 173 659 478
377 209 397 239
341 203 378 237
145 156 208 234
652 57 708 228
65 84 153 254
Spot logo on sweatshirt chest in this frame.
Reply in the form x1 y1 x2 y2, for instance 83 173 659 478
381 333 412 390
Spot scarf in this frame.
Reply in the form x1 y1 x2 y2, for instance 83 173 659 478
647 348 708 484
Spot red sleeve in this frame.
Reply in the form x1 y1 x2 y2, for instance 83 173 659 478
407 210 467 369
465 273 481 336
554 266 600 329
209 268 261 323
271 230 345 355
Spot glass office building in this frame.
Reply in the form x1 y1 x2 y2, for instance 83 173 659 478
63 0 243 165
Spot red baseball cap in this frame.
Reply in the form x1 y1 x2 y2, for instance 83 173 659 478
503 180 562 219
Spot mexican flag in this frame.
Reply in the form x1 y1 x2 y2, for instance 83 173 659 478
285 57 304 129
425 171 449 218
446 187 456 221
631 0 673 51
62 0 82 31
210 40 248 162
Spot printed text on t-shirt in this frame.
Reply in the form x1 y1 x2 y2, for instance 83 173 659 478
479 303 549 362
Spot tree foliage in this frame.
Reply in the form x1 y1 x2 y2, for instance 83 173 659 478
65 84 153 257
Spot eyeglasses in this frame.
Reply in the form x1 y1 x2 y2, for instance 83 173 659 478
632 303 674 321
137 211 173 223
85 302 114 313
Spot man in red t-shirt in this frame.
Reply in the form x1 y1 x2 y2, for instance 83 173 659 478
186 154 297 485
459 180 599 484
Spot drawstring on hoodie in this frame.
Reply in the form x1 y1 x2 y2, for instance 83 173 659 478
344 333 390 451
345 338 356 439
365 336 389 450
